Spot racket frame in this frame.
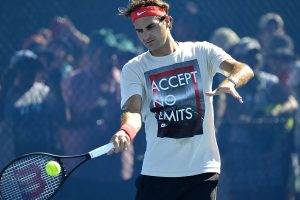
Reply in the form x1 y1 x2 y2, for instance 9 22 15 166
0 142 114 200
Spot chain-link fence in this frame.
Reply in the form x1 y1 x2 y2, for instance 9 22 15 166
0 0 299 199
0 0 299 68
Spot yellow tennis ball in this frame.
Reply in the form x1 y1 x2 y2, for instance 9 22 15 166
45 161 61 177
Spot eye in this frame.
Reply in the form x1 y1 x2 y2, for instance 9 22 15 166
146 25 155 31
136 29 143 33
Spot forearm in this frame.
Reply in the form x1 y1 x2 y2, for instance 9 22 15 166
108 113 139 154
221 60 254 88
208 60 254 103
69 29 89 49
120 111 142 135
108 95 142 154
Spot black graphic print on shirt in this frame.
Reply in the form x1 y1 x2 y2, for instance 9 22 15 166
145 59 205 139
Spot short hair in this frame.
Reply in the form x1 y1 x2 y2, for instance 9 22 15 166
232 37 261 58
10 50 43 73
210 27 240 52
258 13 284 32
118 0 170 17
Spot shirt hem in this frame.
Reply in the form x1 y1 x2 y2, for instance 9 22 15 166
141 167 220 177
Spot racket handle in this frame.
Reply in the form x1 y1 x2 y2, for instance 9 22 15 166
89 142 115 159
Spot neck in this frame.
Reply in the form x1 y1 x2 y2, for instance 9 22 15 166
150 35 178 57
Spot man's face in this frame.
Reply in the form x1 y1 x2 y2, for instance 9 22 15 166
133 16 170 54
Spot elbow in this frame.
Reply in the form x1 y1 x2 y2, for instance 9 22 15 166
242 63 254 80
248 65 255 79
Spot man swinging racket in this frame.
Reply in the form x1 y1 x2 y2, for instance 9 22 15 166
108 0 254 199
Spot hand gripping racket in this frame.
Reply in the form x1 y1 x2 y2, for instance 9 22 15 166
0 142 114 200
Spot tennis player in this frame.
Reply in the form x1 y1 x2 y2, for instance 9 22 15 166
109 0 254 199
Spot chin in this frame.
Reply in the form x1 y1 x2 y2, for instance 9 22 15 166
145 41 158 50
148 47 156 52
144 43 154 50
149 45 162 53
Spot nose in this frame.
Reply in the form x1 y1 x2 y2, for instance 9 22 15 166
141 30 151 42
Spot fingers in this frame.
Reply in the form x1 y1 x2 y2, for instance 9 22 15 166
205 91 216 96
232 89 243 104
205 88 219 96
108 131 130 155
205 87 243 103
107 149 115 155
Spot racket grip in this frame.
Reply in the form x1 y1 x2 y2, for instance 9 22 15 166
89 142 115 159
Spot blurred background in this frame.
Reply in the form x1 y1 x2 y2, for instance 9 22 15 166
0 0 299 199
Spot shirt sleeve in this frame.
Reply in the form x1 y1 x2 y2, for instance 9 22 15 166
200 41 234 76
120 63 143 109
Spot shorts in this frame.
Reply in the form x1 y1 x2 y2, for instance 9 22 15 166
135 173 219 200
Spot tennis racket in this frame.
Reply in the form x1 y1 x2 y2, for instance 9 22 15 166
0 142 114 200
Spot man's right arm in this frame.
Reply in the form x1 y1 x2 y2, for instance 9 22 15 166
108 94 142 154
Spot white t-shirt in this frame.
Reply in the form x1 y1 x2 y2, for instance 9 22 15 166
121 41 233 177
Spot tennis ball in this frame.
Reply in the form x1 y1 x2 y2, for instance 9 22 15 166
45 161 61 177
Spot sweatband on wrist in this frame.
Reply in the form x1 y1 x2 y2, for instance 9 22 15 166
120 124 137 141
227 77 238 88
130 6 167 23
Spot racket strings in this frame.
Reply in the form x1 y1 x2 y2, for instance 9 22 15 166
0 155 63 200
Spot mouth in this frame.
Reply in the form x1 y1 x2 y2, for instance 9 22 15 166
145 40 155 45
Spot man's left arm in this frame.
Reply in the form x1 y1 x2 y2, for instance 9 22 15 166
206 59 254 103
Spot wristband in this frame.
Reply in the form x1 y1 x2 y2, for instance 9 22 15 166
227 77 238 88
120 124 137 141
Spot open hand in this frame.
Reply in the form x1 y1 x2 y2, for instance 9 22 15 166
205 84 243 104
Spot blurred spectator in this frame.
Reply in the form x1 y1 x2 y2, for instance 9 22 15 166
288 59 300 198
33 46 53 80
232 37 262 68
257 12 285 49
50 16 89 64
264 33 295 85
47 38 74 104
217 37 297 200
60 30 134 199
24 36 73 154
48 38 73 79
23 16 89 70
22 33 49 52
210 27 240 53
0 50 57 156
45 39 73 151
209 27 240 131
263 34 298 199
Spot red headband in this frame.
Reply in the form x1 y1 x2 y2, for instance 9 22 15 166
131 6 167 23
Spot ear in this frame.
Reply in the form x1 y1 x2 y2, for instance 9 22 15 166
165 16 173 29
